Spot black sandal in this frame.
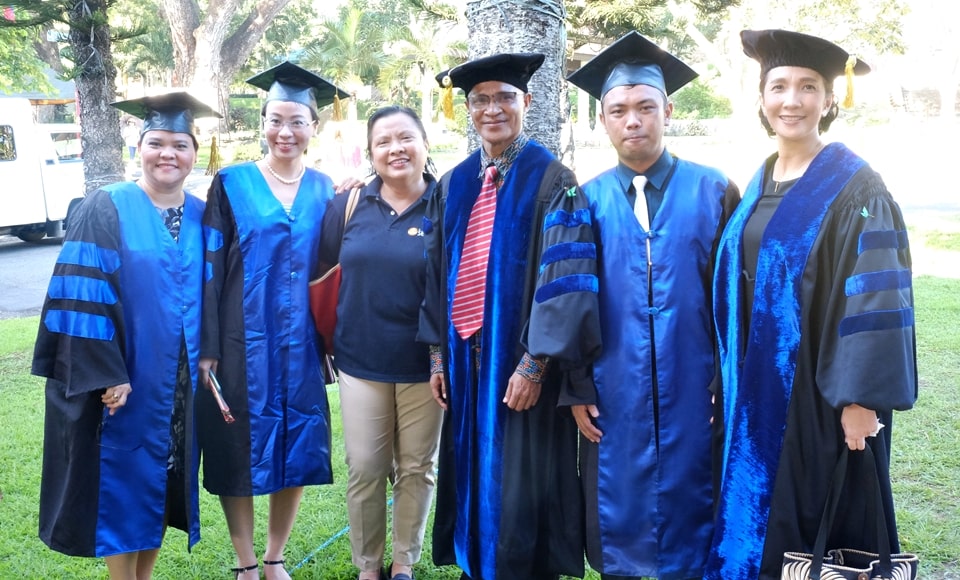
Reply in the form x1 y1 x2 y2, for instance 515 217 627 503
231 563 258 578
264 559 285 568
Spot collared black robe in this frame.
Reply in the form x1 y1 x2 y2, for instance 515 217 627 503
705 143 917 580
420 140 602 580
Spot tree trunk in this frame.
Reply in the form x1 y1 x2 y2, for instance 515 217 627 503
421 65 434 124
162 0 294 122
33 26 64 75
67 0 124 193
465 0 567 157
159 0 200 87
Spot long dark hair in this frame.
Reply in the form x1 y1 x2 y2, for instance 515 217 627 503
366 105 437 175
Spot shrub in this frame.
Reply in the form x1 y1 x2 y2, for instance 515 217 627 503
229 97 262 133
231 141 264 163
671 78 733 120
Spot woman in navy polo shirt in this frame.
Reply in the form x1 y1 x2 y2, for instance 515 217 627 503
319 106 443 580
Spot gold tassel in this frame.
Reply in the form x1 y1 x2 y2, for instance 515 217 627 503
842 55 856 109
205 135 221 176
441 75 454 120
333 94 343 122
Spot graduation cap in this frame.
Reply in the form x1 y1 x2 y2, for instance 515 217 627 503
566 31 698 102
435 52 545 119
246 61 351 119
740 29 871 108
111 92 221 140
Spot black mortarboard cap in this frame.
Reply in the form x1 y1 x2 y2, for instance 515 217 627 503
566 31 698 100
741 29 870 81
246 61 350 114
111 92 221 137
436 52 545 95
741 29 870 108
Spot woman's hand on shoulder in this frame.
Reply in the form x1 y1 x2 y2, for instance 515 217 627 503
334 175 365 194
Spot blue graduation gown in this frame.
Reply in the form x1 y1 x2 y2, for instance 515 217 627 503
420 141 602 580
33 183 204 557
199 162 333 495
578 159 738 578
705 143 917 580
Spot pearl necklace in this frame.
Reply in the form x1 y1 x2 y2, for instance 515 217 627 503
265 160 305 185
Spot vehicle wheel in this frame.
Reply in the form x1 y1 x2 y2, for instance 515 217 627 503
17 231 46 243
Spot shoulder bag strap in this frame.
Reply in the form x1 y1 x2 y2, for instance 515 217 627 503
343 185 362 229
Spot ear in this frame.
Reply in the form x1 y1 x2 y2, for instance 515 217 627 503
664 101 674 125
523 92 532 110
823 94 835 117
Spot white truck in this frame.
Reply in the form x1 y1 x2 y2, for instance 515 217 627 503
0 97 84 242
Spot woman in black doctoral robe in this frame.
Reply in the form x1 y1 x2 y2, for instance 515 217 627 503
705 30 918 580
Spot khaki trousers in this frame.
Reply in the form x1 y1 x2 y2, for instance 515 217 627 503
338 371 443 571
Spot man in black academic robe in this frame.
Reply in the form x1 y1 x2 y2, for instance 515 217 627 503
419 53 602 580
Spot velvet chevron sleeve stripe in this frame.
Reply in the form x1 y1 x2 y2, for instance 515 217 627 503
528 181 601 366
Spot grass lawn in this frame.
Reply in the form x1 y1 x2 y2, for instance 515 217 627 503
0 275 957 579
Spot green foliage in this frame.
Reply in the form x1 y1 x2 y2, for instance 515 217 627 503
402 0 462 22
671 78 732 119
301 2 386 90
924 231 960 252
232 140 265 162
228 97 262 133
241 0 318 80
750 0 908 56
0 27 54 94
110 0 173 85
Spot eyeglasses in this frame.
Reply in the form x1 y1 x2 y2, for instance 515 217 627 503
265 118 315 131
467 91 520 111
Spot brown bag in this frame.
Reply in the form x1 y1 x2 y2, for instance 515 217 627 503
309 185 361 355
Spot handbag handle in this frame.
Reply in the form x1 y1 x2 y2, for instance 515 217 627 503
809 442 892 579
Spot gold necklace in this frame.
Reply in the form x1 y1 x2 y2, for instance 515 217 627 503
265 160 305 185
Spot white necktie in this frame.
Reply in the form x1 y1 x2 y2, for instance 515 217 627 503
632 175 650 231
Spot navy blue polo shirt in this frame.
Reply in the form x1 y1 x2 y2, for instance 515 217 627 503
318 175 435 383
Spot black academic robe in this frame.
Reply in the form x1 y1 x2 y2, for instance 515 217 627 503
33 184 204 557
705 143 917 580
419 141 602 580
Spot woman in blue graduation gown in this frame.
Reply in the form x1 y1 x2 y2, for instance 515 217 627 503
198 62 349 579
705 30 917 580
33 93 218 579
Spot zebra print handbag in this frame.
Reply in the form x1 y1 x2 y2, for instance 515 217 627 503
780 446 918 580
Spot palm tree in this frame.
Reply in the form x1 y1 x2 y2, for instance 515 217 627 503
301 5 385 120
380 15 467 123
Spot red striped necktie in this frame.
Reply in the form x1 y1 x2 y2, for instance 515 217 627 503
451 164 499 339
